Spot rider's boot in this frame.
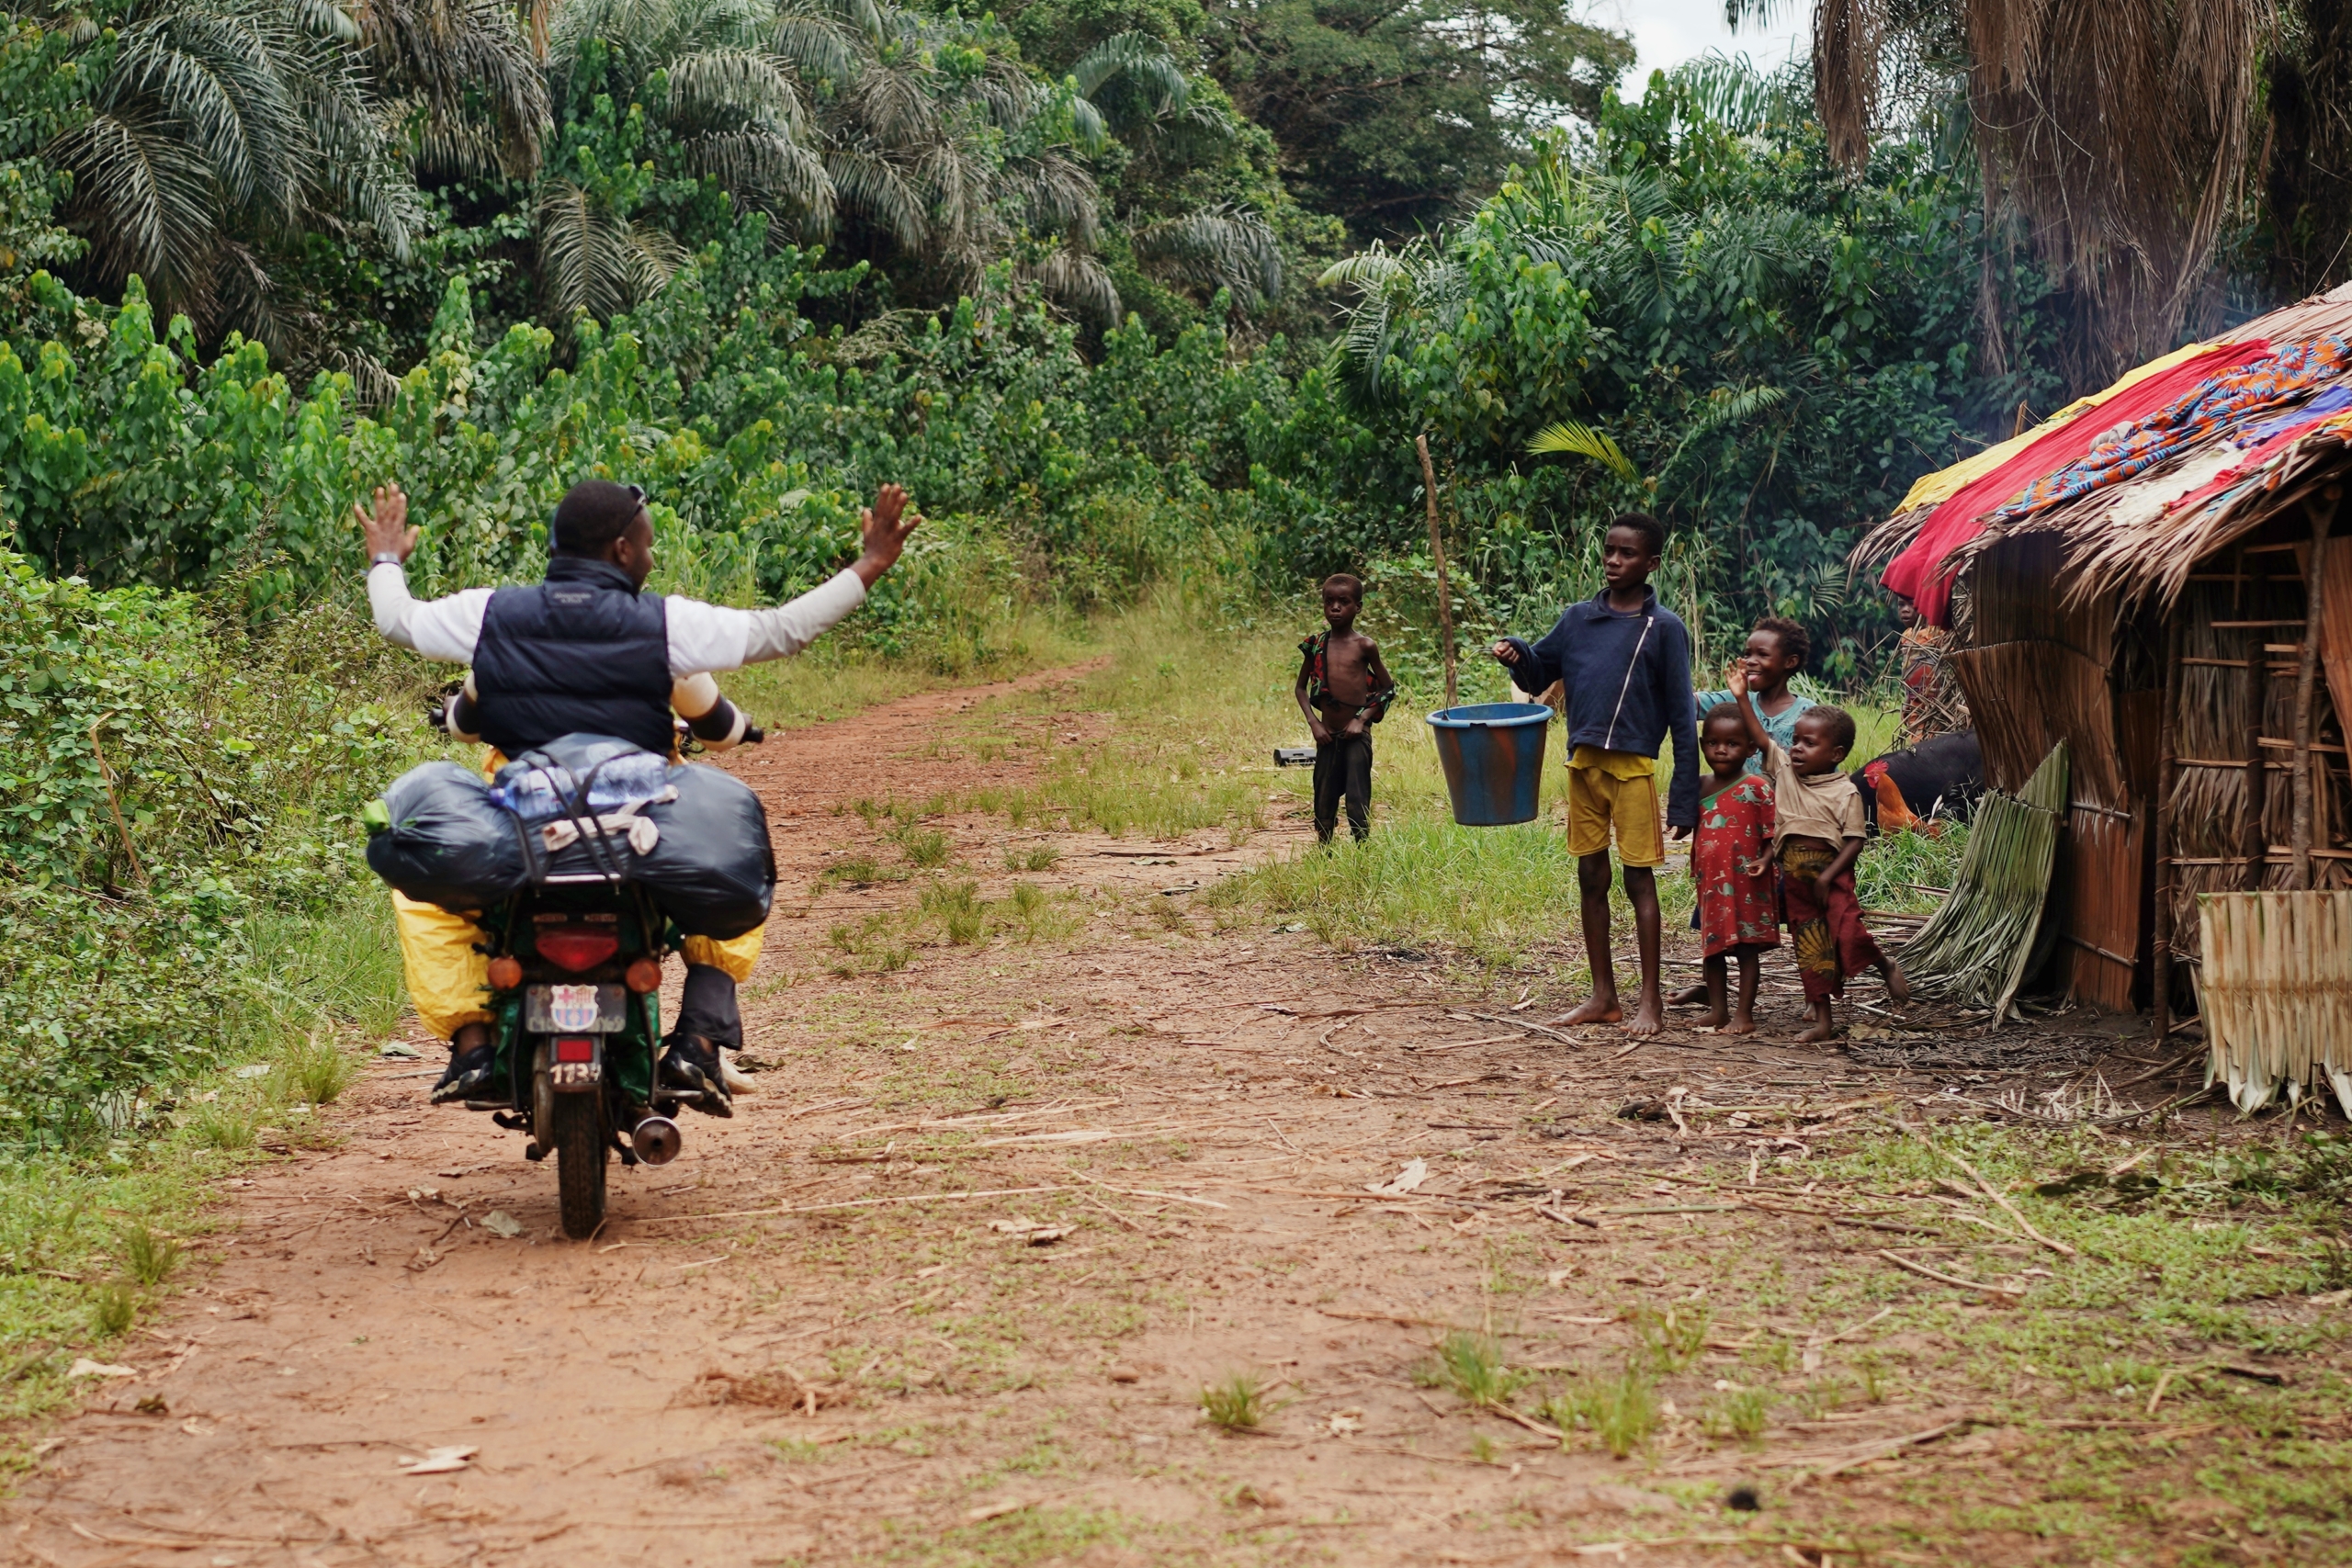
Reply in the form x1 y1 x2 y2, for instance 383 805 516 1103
661 962 743 1116
660 1032 733 1117
432 1021 498 1104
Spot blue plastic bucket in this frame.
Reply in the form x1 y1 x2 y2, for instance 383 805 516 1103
1427 703 1554 826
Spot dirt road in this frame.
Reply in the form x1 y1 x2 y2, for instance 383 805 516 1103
2 666 2263 1567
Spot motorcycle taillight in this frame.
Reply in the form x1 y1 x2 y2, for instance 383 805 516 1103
537 929 620 972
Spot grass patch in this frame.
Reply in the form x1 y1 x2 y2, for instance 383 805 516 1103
965 592 1948 964
1422 1330 1532 1408
1198 1371 1267 1431
0 892 416 1440
1550 1367 1659 1459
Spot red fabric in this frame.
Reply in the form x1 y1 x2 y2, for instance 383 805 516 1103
1779 839 1882 1003
1695 775 1779 958
1883 339 2270 626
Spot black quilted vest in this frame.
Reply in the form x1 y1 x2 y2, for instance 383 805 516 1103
471 558 672 757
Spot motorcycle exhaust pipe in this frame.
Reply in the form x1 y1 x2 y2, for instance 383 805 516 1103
631 1115 683 1167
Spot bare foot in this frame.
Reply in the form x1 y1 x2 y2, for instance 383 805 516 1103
1880 957 1912 1003
1668 983 1709 1009
1697 1007 1730 1029
1550 996 1622 1027
1623 996 1667 1037
1724 1015 1757 1035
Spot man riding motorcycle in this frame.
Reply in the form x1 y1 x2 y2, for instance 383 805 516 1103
357 477 922 1113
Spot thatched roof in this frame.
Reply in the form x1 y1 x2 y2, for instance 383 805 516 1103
1854 281 2352 615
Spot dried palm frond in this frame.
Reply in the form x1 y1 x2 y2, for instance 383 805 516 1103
2199 891 2352 1113
1901 741 2070 1019
1811 0 1883 169
1802 0 2273 385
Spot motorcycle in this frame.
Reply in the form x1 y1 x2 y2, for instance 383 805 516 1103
447 719 763 1240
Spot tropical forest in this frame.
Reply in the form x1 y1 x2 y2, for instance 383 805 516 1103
4 0 2352 1559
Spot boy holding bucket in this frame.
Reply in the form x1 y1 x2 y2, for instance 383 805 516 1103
1492 514 1699 1036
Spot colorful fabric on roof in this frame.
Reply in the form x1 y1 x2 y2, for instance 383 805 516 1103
2121 392 2352 528
1989 338 2352 522
1889 340 2224 516
1881 338 2271 625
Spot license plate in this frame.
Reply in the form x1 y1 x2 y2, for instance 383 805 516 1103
525 983 628 1034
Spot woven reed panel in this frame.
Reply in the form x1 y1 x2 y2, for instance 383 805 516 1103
1970 536 2115 667
2058 806 2145 1011
2198 891 2352 1115
1949 642 2129 808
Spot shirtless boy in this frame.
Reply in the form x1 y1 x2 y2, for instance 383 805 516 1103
1295 573 1396 843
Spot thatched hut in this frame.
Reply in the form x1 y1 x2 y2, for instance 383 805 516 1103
1852 283 2352 1046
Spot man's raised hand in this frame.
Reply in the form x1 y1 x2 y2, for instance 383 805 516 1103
355 483 418 565
853 483 922 586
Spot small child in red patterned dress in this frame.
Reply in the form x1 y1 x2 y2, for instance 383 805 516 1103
1692 703 1778 1032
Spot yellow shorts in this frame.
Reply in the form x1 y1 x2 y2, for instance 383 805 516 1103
389 892 764 1042
1565 757 1665 867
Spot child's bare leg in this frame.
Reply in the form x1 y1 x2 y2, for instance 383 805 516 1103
1699 953 1729 1028
1622 866 1665 1036
1728 951 1759 1034
1796 994 1835 1044
1876 950 1911 1003
1552 852 1623 1026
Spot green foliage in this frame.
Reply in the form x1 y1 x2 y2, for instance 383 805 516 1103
1312 61 2066 673
0 541 436 1145
1203 0 1635 245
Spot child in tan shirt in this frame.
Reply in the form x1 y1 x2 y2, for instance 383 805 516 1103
1727 667 1908 1042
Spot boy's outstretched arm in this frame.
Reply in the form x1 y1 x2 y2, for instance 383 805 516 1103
1492 609 1572 694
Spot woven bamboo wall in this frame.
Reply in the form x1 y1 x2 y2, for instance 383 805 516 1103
1950 538 2147 1010
2164 542 2352 959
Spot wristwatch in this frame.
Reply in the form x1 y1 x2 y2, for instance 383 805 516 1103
370 552 403 569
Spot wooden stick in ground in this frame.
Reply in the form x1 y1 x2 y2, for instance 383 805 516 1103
2153 614 2178 1042
1417 433 1456 706
2292 490 2337 890
1945 1150 2075 1257
86 715 151 890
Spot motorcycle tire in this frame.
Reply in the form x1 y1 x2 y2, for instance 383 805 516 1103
550 1091 608 1240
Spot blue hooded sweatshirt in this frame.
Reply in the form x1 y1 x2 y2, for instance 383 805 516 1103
1498 587 1700 830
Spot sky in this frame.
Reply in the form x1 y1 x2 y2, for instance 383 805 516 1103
1597 0 1810 96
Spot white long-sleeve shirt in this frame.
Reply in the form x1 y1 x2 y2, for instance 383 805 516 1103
365 561 868 674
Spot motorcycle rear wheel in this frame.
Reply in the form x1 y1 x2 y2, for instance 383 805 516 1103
549 1091 608 1239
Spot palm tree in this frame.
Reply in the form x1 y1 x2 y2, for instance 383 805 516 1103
537 0 1272 327
49 0 424 349
361 0 548 182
